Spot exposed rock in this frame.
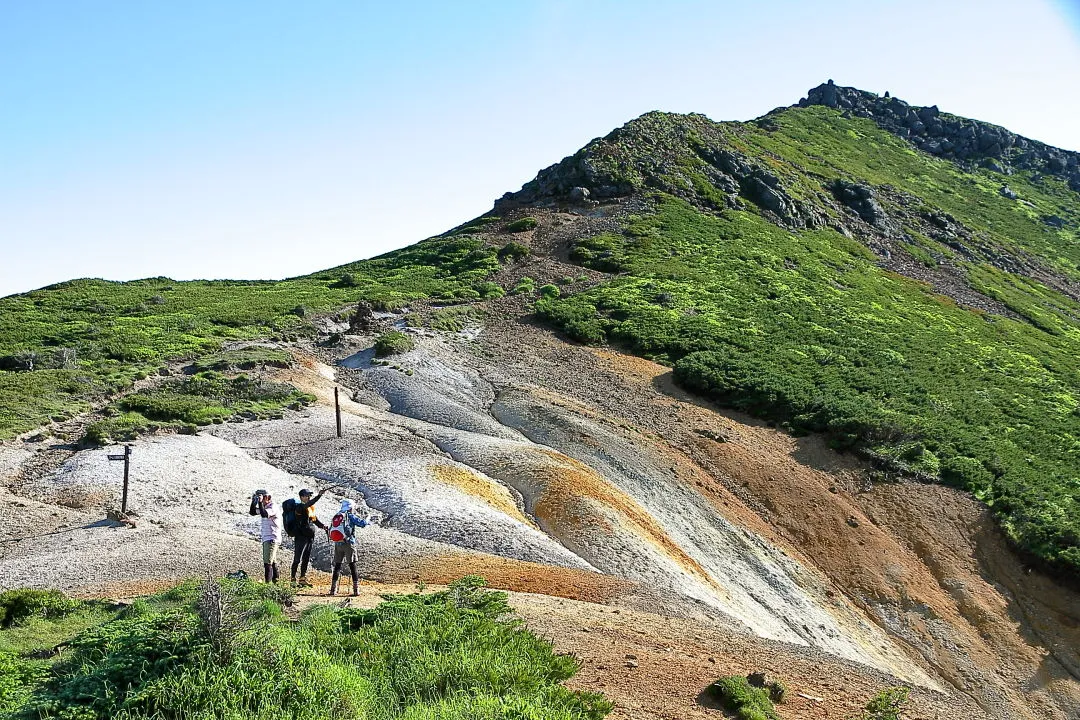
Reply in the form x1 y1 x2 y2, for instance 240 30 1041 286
1042 214 1067 229
349 301 376 333
800 81 1080 190
830 179 887 226
496 111 822 229
999 186 1018 200
695 428 734 443
569 186 591 202
746 671 768 687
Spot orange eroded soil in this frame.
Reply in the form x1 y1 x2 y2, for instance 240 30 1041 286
585 346 1080 719
430 462 534 526
532 448 723 590
364 551 631 604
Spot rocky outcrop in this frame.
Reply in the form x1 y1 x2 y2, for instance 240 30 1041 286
497 112 823 229
801 81 1080 192
830 180 886 227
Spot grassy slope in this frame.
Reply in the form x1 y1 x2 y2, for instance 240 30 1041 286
537 106 1080 579
0 236 501 439
0 580 609 720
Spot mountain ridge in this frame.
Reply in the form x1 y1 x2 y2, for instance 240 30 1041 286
798 80 1080 185
2 81 1080 719
1 82 1079 581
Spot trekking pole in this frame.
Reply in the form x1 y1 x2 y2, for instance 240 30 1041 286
335 387 342 438
107 444 133 514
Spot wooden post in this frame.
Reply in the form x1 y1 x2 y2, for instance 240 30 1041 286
108 445 133 514
122 444 131 513
334 387 342 438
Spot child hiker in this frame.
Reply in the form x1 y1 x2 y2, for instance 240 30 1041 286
327 499 368 596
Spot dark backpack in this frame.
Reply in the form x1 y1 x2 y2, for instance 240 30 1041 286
281 498 299 537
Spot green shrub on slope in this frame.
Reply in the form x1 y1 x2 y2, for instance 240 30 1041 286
85 373 313 444
705 676 779 720
539 195 1080 579
0 236 499 440
374 330 416 357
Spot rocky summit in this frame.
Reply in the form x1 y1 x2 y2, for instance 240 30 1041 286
801 79 1080 189
1 83 1079 720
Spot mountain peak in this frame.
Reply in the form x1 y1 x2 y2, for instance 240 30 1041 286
799 81 1080 188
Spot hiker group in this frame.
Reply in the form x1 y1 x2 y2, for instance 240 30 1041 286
248 487 368 596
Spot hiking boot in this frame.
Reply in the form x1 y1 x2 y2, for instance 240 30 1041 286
329 572 339 596
298 576 312 588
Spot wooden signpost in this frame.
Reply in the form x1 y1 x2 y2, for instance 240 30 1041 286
335 387 342 438
107 445 132 514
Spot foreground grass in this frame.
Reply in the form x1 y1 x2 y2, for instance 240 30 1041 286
0 579 609 720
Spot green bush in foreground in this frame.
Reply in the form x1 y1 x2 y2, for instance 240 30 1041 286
374 330 416 357
0 653 48 716
705 675 779 720
0 590 82 629
1 577 610 720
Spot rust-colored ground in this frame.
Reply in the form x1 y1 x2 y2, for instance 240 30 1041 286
581 346 1080 719
430 463 533 525
533 449 718 585
365 551 632 604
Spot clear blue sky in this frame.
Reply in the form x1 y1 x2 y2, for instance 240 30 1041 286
2 1 1079 298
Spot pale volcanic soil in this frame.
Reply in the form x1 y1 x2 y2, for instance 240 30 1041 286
1 265 1078 720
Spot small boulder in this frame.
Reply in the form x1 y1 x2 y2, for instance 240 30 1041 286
349 301 376 333
569 186 591 202
830 179 886 226
999 186 1018 200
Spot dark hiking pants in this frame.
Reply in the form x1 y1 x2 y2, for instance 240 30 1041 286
292 532 315 579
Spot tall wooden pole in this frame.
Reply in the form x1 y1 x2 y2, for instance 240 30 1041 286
334 387 342 438
121 444 131 513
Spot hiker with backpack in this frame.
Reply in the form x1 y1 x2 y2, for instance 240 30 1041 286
248 489 281 583
282 487 330 587
327 499 368 596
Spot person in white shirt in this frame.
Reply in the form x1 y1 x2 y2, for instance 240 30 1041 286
248 489 282 583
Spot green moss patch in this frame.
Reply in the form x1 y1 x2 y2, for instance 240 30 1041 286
86 372 313 444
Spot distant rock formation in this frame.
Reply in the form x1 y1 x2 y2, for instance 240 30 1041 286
496 111 824 229
800 80 1080 192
